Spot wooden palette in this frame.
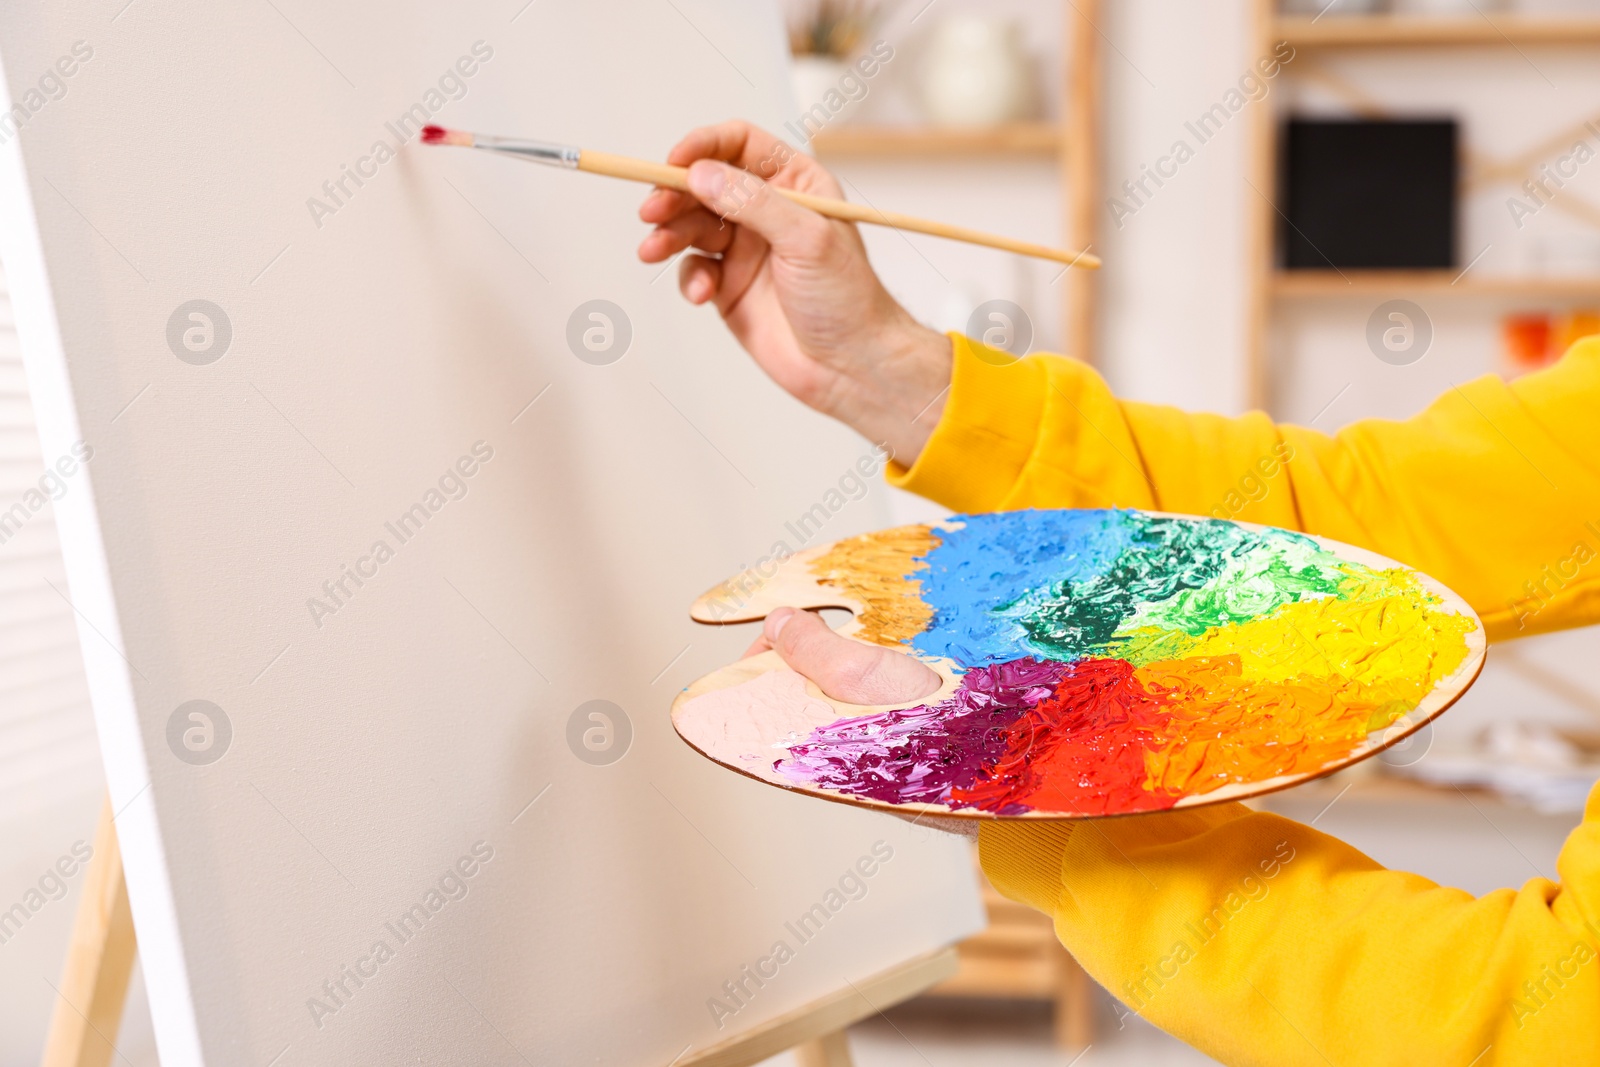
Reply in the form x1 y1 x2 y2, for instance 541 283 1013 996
671 509 1485 821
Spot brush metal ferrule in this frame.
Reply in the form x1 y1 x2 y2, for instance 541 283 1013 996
472 134 580 168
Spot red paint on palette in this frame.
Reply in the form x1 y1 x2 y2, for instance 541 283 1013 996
954 658 1184 816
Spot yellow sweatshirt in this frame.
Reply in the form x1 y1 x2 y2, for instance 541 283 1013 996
887 333 1600 1066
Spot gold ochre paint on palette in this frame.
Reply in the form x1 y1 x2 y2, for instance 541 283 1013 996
672 509 1484 818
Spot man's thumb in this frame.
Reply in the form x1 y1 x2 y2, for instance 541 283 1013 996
763 607 942 705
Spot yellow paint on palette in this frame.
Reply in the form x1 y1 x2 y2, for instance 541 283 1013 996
1109 566 1475 689
1118 567 1475 796
809 524 939 647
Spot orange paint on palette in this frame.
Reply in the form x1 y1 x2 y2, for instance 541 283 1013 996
808 524 940 647
1136 655 1418 798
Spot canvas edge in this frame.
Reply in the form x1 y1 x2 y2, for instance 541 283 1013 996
0 47 209 1067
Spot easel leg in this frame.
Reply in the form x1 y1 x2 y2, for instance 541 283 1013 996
41 794 137 1067
793 1029 853 1067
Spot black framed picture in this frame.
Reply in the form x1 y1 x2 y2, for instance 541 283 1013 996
1281 118 1458 270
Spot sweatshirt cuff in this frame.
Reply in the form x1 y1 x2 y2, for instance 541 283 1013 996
885 332 1049 513
977 821 1074 916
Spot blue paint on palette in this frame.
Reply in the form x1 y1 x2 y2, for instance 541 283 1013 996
908 510 1135 664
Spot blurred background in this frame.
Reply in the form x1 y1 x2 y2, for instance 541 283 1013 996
780 0 1600 1061
6 0 1600 1064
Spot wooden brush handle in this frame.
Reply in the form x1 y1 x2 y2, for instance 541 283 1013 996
577 150 692 191
576 149 1100 269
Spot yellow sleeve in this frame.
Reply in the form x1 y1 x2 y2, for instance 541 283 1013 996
890 332 1600 639
887 332 1600 1066
980 801 1600 1066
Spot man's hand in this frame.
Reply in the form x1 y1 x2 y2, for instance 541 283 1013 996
742 608 975 838
740 607 941 705
637 120 953 466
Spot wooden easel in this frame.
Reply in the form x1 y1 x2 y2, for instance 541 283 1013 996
675 947 958 1067
42 795 957 1067
42 798 136 1067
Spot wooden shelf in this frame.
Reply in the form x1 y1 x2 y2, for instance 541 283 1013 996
1246 5 1600 404
810 122 1064 159
1276 14 1600 47
931 955 1064 998
1272 270 1600 297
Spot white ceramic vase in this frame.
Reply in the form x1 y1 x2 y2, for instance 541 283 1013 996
917 16 1031 127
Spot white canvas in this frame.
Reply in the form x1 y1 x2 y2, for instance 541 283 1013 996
0 2 983 1063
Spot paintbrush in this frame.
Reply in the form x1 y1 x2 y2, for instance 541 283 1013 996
420 125 1100 269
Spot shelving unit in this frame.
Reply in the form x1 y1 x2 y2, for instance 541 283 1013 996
1243 4 1600 406
810 0 1102 365
1273 270 1600 297
1277 13 1600 46
810 121 1062 158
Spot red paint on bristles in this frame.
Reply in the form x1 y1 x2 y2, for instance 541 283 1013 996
420 125 449 144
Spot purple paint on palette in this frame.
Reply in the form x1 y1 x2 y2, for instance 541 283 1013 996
775 658 1070 813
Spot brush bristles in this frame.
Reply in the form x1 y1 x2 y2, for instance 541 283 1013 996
420 125 474 147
